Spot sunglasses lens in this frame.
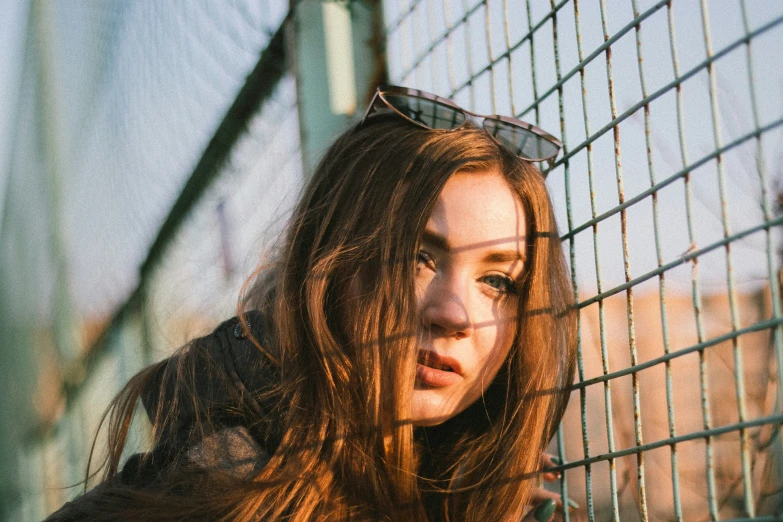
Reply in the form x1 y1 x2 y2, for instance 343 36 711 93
483 119 560 161
383 94 466 130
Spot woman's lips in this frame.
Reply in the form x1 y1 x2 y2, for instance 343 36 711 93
416 350 462 387
416 364 461 386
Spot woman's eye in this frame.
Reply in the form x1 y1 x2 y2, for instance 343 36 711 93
416 251 435 270
482 274 516 294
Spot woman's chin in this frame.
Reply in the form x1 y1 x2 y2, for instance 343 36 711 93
410 390 461 426
410 415 448 427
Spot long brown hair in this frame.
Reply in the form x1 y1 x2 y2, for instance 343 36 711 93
86 119 577 521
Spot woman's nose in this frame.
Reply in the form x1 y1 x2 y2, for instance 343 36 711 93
419 276 473 340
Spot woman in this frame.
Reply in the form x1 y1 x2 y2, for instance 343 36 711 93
48 87 577 521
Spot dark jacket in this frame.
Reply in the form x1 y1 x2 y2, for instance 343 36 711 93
45 312 281 521
45 312 482 521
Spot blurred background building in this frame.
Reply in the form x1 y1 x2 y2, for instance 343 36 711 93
0 0 781 520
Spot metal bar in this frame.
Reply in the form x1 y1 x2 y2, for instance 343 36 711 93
520 0 669 118
396 0 570 98
570 316 783 391
443 0 457 92
560 116 783 241
411 1 424 87
408 2 422 85
699 1 754 515
385 0 428 35
597 0 647 516
500 0 515 115
483 0 496 114
440 0 663 109
572 1 602 517
739 0 783 445
426 0 439 90
546 12 783 175
630 0 681 517
473 0 570 105
462 0 476 109
718 518 783 522
33 0 79 362
525 0 539 125
576 215 783 310
548 4 570 520
668 4 718 513
556 425 570 522
546 414 783 473
398 0 484 88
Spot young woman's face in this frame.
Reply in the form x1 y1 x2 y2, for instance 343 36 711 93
411 169 527 426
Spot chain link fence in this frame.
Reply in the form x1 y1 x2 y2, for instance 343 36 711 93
381 0 783 519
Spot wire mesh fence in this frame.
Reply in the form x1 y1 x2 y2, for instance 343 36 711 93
2 0 782 520
382 0 783 519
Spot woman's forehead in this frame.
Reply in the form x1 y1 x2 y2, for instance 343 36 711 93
424 170 526 255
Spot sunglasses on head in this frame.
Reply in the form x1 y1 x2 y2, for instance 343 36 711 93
361 85 562 164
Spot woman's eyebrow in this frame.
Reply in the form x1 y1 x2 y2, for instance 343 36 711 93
484 250 526 264
421 229 450 251
422 229 526 263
